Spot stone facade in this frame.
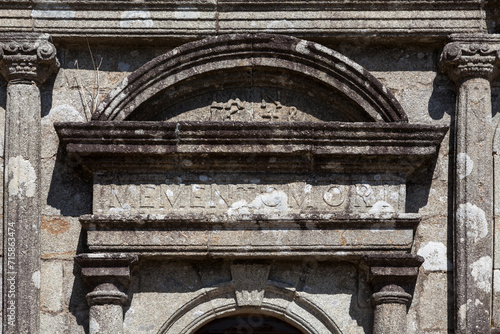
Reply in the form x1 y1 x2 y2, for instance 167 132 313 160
1 1 500 333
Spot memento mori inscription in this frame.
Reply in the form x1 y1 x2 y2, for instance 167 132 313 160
94 173 405 215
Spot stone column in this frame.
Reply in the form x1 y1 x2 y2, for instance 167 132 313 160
364 254 423 334
440 34 500 333
76 253 138 334
0 33 59 334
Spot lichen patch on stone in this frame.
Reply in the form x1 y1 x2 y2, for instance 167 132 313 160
417 241 451 271
456 203 488 242
457 153 474 180
470 256 492 293
120 11 154 28
32 270 41 289
7 155 37 199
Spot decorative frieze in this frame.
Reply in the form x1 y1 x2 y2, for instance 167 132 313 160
93 172 405 215
163 87 343 123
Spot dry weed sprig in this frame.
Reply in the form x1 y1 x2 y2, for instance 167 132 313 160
86 39 103 116
71 39 103 121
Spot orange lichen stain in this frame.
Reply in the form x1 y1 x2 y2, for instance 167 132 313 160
340 231 347 246
41 216 70 235
340 236 347 246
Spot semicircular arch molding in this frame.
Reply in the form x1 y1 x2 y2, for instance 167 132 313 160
93 34 407 123
157 282 343 334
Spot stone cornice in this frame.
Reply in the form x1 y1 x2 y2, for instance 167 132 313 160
0 33 59 84
54 121 447 175
0 1 486 44
0 0 484 9
440 34 500 83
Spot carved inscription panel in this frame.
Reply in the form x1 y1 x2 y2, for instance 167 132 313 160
94 173 405 215
151 87 350 122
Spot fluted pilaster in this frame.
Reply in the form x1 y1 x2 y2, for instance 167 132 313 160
0 33 59 334
440 34 500 334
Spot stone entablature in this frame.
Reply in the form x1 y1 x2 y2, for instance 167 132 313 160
55 34 447 263
55 121 446 173
56 120 446 258
0 0 487 43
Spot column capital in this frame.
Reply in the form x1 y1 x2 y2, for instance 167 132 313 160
363 253 424 306
0 33 59 85
440 34 500 83
75 253 138 306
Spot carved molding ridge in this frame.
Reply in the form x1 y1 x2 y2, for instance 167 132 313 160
440 34 500 83
0 33 59 84
86 289 128 306
371 291 412 306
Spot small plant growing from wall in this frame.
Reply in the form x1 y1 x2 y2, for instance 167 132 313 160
71 39 103 121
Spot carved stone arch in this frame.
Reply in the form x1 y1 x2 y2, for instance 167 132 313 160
93 33 407 123
157 282 343 334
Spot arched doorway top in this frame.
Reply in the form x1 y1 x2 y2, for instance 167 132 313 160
157 282 343 334
195 314 304 334
93 34 407 122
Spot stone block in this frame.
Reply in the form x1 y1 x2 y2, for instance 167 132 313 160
0 1 485 42
40 313 68 334
67 308 88 334
41 260 63 312
63 259 88 311
41 216 82 259
415 272 451 331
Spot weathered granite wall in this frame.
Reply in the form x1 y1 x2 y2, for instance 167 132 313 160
1 1 500 333
32 42 452 333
